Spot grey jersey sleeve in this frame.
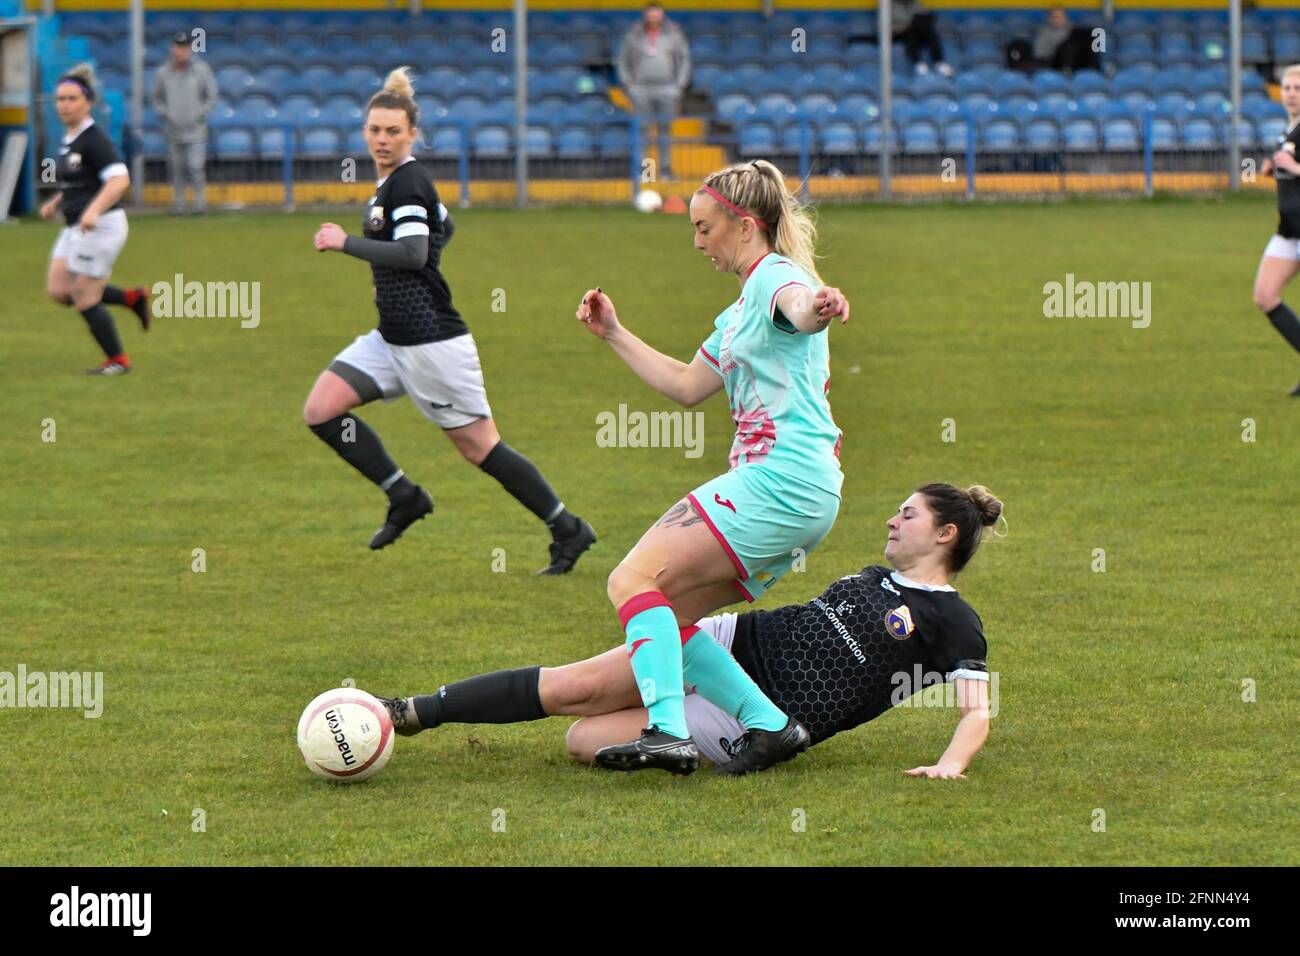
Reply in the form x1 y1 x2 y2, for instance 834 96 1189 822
342 234 428 270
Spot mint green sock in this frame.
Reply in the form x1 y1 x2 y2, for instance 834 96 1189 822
622 601 688 739
682 631 787 732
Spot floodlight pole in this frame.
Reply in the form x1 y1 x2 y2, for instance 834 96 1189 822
129 0 143 205
1228 0 1241 192
514 0 528 207
878 0 892 199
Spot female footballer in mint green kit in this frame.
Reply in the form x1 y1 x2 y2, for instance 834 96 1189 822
575 158 850 776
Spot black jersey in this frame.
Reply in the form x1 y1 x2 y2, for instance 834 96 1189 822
731 565 988 746
363 158 466 346
1274 119 1300 239
55 120 126 226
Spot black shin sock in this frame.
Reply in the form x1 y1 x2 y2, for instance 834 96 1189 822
309 414 412 499
478 441 568 528
1266 303 1300 353
101 285 126 306
79 303 123 359
411 666 545 728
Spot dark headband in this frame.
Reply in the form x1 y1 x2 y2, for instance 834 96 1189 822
58 75 95 102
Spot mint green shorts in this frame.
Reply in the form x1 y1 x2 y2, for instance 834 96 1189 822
686 465 840 602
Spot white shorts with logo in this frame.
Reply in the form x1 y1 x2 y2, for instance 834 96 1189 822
684 612 748 766
50 208 128 279
1264 235 1300 261
330 328 492 430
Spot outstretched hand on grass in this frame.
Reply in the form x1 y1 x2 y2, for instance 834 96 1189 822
905 763 967 780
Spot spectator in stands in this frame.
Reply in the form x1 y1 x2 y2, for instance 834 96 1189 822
1033 8 1073 67
151 31 218 215
1008 7 1101 75
617 3 691 181
890 0 953 78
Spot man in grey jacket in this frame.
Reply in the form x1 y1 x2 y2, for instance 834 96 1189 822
151 32 218 214
617 3 690 181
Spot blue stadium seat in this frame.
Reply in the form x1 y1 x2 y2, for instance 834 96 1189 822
1071 70 1108 97
901 119 941 153
1149 116 1179 150
798 93 836 116
277 95 321 123
1062 118 1099 152
942 116 971 152
1257 116 1287 148
595 123 632 157
214 127 255 160
1102 117 1141 151
731 36 766 60
738 121 778 156
861 121 898 152
1032 71 1071 96
1222 117 1256 149
1194 92 1229 117
234 96 277 125
717 93 755 121
1181 117 1218 149
820 121 859 155
1023 118 1059 151
1276 35 1300 62
837 94 877 120
426 125 464 159
472 125 512 159
300 127 341 158
523 125 554 157
555 126 595 159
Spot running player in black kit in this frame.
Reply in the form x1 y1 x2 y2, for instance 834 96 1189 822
306 68 595 571
41 64 152 375
375 482 1001 778
1253 64 1300 397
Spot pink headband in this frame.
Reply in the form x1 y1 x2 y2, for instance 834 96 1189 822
699 185 770 231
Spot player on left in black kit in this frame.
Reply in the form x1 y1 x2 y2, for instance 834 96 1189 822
42 63 152 375
306 67 595 572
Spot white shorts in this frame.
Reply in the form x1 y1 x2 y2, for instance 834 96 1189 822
330 329 492 430
50 208 129 278
1264 235 1300 261
684 613 747 766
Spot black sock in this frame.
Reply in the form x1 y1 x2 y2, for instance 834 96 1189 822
101 285 126 306
309 413 412 499
478 441 566 527
79 303 123 359
412 666 545 728
1266 303 1300 354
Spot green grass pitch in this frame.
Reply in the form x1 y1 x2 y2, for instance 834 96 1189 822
2 196 1296 865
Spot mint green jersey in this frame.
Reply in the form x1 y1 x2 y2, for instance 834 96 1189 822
698 253 843 496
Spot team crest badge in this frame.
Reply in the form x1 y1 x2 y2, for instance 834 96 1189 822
67 152 82 171
367 205 385 230
886 605 914 640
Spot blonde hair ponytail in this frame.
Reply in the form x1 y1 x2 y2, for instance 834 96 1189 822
699 159 822 283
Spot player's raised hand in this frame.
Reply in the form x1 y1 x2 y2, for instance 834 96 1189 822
39 197 60 221
314 222 347 252
904 764 967 780
576 287 620 340
814 286 850 325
